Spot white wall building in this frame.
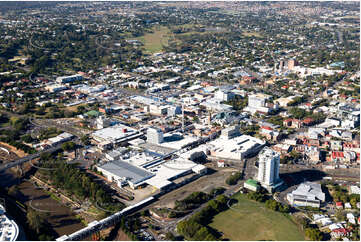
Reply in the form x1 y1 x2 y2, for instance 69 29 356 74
244 93 274 114
287 182 325 208
147 127 164 144
257 147 282 191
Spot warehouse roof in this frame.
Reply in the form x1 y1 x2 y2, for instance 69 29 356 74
98 160 154 185
91 124 138 143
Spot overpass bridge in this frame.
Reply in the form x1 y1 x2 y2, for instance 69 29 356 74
0 143 69 173
56 196 156 241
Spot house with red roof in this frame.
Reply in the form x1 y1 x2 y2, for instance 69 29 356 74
336 202 343 209
283 118 303 128
331 228 351 239
302 118 314 126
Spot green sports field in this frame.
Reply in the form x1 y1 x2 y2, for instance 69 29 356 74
135 26 170 53
209 193 305 241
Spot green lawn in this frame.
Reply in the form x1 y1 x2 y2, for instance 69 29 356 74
134 26 171 53
209 193 305 241
243 31 262 38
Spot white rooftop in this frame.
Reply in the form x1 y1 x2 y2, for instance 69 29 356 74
291 182 325 202
159 133 200 150
146 158 198 189
91 124 138 143
207 134 265 160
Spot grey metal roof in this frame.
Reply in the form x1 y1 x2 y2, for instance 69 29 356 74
99 160 154 184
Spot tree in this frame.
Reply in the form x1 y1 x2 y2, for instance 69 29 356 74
61 141 76 151
7 185 19 197
81 135 91 146
289 107 306 119
305 228 323 241
335 210 346 221
27 209 46 233
165 232 176 241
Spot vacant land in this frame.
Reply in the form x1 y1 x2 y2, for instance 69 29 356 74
242 31 262 38
135 26 170 53
209 193 304 241
151 168 235 208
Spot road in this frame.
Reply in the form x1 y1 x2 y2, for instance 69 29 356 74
30 117 90 138
0 144 64 172
142 178 243 236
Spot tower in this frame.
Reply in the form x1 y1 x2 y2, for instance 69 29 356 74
257 147 282 191
287 59 297 70
147 127 163 144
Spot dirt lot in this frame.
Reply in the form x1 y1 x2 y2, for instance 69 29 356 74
0 142 26 161
152 167 237 209
114 229 131 241
124 185 156 205
16 181 85 237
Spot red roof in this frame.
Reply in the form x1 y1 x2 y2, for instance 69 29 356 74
336 202 343 206
332 151 344 159
303 118 314 124
261 126 273 131
332 228 350 234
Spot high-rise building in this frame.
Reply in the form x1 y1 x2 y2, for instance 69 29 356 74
147 127 163 144
244 93 274 114
287 59 298 70
279 60 285 71
257 147 282 191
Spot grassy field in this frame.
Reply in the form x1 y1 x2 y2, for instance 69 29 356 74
243 31 262 38
209 193 305 241
135 26 171 53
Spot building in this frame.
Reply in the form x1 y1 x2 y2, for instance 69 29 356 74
257 147 282 191
350 186 360 194
0 204 19 241
287 182 325 208
244 93 276 114
96 116 112 129
41 132 74 147
44 83 67 92
147 104 168 116
56 74 83 84
244 179 260 192
96 160 155 189
214 90 235 102
221 126 240 139
207 133 265 161
91 124 139 145
287 59 298 70
275 96 296 107
147 127 164 145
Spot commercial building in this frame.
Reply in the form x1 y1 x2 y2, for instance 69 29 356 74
91 124 139 145
244 179 260 192
41 132 74 147
44 83 67 92
221 126 240 139
214 90 235 102
257 147 282 192
146 104 168 116
244 93 276 114
287 182 325 208
56 74 83 84
96 160 155 189
96 116 112 129
207 132 265 160
147 127 164 145
200 99 233 112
